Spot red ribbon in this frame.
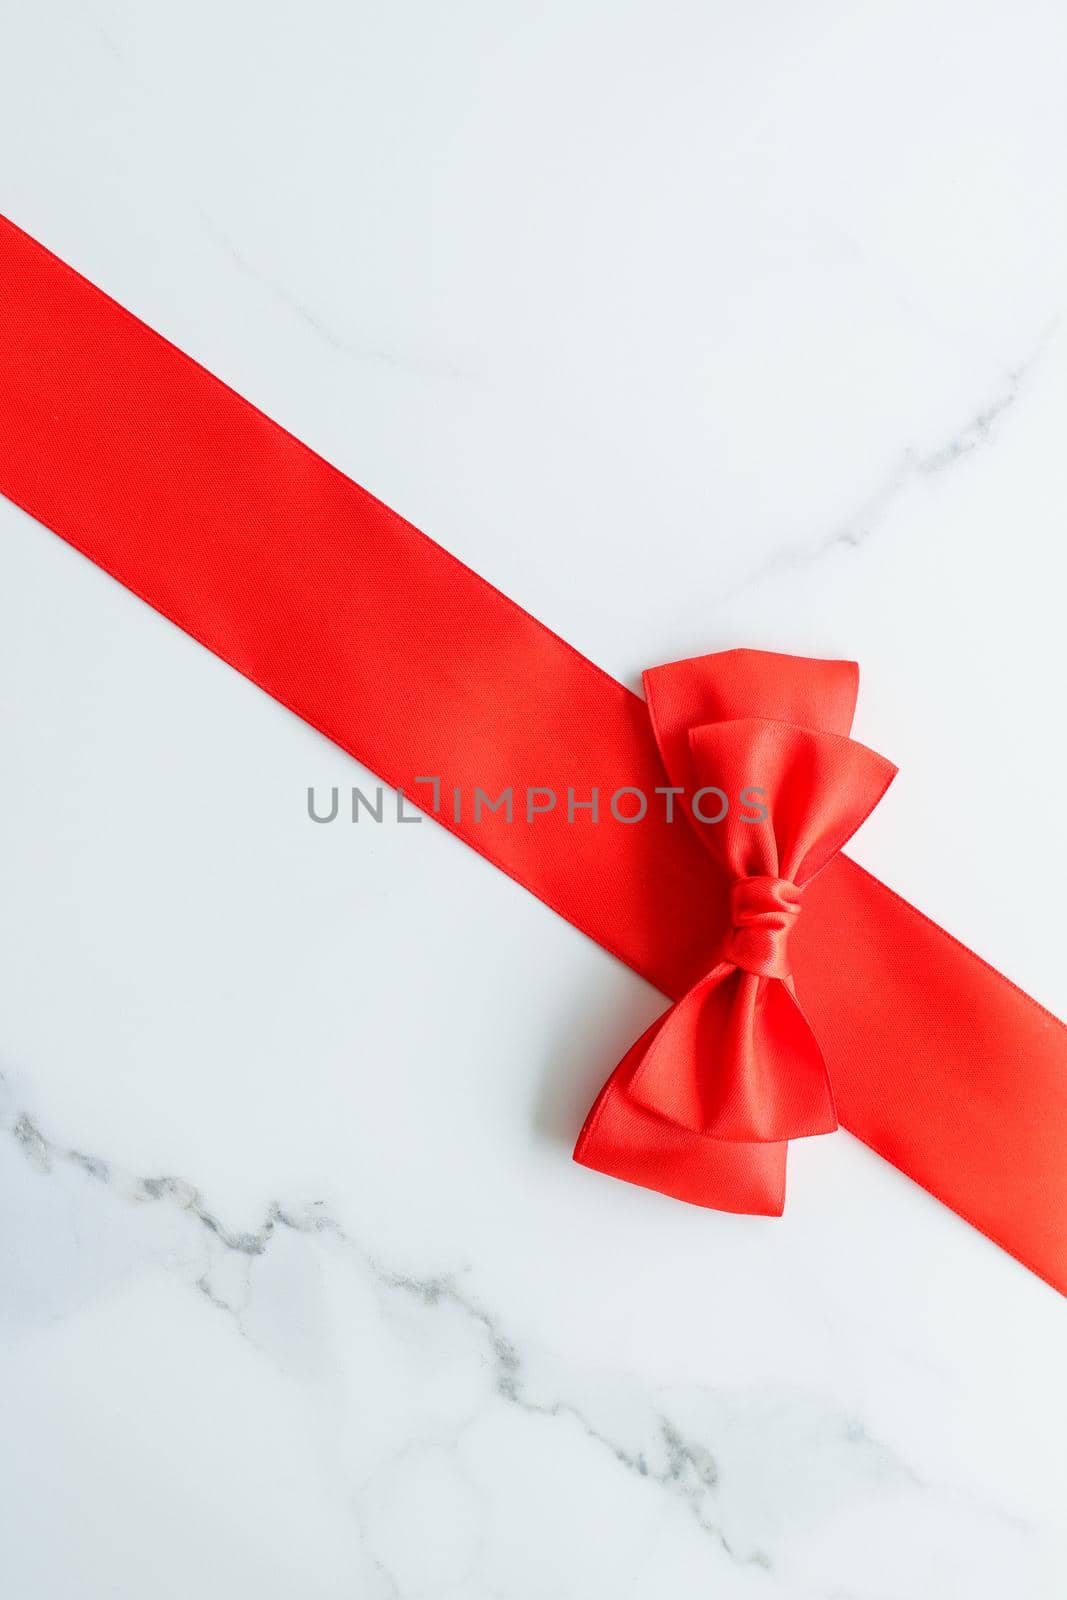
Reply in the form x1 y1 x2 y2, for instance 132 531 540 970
2 215 1065 1293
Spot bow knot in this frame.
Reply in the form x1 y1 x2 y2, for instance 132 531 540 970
725 875 801 979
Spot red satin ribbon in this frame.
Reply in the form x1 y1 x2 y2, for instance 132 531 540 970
1 214 1065 1293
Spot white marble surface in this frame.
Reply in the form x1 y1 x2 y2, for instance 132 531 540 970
2 2 1067 1595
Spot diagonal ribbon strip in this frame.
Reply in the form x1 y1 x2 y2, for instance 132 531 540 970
1 214 1065 1293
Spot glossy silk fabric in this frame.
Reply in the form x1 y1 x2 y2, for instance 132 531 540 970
1 215 1065 1293
576 653 897 1213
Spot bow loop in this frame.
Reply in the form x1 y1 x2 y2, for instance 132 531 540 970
685 717 897 888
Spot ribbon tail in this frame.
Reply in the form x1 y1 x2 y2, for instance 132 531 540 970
573 1014 788 1215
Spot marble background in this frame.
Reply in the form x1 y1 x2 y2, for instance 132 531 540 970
2 2 1066 1595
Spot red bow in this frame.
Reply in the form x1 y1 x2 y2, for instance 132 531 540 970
574 650 896 1214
